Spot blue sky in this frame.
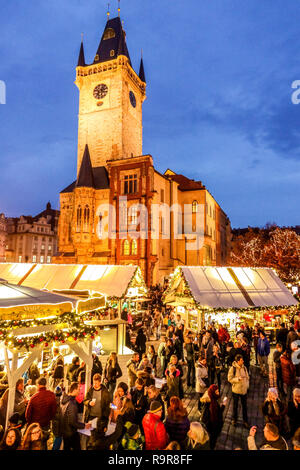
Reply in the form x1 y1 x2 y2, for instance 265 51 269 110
0 0 300 228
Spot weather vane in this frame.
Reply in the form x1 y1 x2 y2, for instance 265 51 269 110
107 3 110 19
118 0 121 17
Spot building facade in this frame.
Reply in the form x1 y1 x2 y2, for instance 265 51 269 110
0 214 7 262
5 202 59 264
54 15 231 285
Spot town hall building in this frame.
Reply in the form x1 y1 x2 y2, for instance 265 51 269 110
53 14 231 285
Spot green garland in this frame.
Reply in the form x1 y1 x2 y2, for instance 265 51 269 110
0 311 103 351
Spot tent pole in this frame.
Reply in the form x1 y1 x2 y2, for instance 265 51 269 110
5 351 18 430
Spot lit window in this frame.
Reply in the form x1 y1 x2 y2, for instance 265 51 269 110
83 205 90 232
131 239 137 255
103 28 116 40
41 245 45 250
76 206 82 232
40 256 44 263
129 206 138 225
48 245 52 251
110 49 115 57
47 256 51 263
192 201 198 213
32 255 36 262
18 255 22 262
123 240 130 255
124 174 138 194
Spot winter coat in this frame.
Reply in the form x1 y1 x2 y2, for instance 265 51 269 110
286 331 298 351
164 415 190 445
135 332 147 353
88 417 123 450
60 394 85 437
248 435 288 450
276 328 289 347
287 400 300 436
262 399 286 434
227 361 249 395
147 394 165 422
200 390 224 437
51 395 63 437
91 356 103 378
25 387 57 428
257 337 270 357
280 354 296 386
121 422 145 450
83 384 111 426
196 363 208 394
28 363 40 385
165 369 180 399
0 388 27 427
52 363 64 380
218 328 230 344
126 359 139 388
183 436 211 450
104 361 122 384
142 412 169 450
66 363 80 383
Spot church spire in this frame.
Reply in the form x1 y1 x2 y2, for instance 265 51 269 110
76 145 95 188
139 54 146 83
77 37 86 67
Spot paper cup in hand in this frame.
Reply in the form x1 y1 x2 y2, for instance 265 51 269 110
90 398 96 406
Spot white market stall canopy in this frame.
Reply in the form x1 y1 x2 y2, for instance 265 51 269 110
0 280 77 319
0 263 147 299
165 266 299 309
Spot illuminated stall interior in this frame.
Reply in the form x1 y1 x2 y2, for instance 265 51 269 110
164 266 299 333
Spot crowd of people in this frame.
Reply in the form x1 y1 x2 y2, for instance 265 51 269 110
0 294 300 451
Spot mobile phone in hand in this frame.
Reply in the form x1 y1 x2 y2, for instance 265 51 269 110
110 403 117 409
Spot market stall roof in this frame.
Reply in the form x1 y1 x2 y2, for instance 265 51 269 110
0 263 147 299
0 280 77 319
165 266 299 309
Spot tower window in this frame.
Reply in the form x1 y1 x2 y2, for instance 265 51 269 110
110 50 115 57
124 174 138 195
76 206 82 232
103 28 116 40
83 205 90 232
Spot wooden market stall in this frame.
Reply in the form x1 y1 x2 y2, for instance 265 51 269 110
163 266 299 334
0 280 100 429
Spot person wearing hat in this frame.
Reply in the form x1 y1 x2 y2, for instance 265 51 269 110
121 422 145 450
142 400 169 450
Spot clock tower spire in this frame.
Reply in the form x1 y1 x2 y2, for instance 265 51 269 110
75 15 146 174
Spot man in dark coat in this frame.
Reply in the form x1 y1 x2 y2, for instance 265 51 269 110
276 323 289 350
61 382 90 450
83 373 111 429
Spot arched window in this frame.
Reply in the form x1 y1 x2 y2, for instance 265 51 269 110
76 206 82 232
83 205 90 232
123 240 130 256
131 239 137 255
192 200 198 213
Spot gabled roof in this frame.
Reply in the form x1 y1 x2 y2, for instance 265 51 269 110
94 17 131 65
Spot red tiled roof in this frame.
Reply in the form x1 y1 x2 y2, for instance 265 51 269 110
167 174 205 191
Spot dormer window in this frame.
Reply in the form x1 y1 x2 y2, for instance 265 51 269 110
103 28 116 40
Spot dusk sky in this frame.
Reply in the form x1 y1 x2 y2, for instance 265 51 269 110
0 0 300 228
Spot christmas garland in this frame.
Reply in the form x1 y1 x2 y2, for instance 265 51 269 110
0 311 102 351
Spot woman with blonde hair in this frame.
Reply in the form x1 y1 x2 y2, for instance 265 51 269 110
262 387 286 435
104 352 122 398
287 388 300 437
183 422 210 450
21 422 44 450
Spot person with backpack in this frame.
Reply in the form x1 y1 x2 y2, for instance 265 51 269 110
142 401 169 450
227 354 250 428
121 422 145 450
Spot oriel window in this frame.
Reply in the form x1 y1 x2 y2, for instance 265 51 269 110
124 174 138 194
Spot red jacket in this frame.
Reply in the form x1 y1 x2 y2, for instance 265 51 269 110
142 412 169 450
218 327 230 344
25 387 57 428
280 354 296 386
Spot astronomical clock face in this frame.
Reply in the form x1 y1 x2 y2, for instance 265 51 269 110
93 84 108 99
129 90 136 108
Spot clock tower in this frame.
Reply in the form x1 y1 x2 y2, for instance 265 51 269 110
75 16 146 174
